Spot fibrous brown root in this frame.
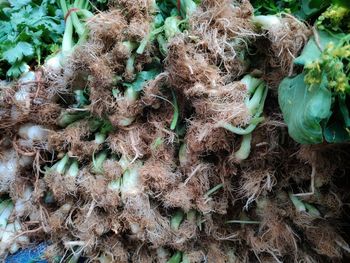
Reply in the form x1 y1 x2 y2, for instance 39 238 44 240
166 36 220 92
189 0 257 77
237 168 276 209
258 15 311 88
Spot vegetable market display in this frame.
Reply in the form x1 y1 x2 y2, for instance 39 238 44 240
0 0 350 262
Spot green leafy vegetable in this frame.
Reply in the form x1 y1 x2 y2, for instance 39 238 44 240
251 0 328 19
278 73 332 144
0 0 64 78
137 0 197 56
251 0 301 15
167 251 182 263
219 75 268 160
279 30 350 144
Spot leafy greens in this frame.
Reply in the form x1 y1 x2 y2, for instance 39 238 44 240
278 30 350 144
0 0 64 78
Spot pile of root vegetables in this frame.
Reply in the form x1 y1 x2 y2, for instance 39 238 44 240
1 0 350 262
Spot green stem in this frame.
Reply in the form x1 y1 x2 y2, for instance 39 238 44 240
125 54 136 79
204 183 223 199
52 154 70 174
0 201 14 230
58 111 89 127
219 84 267 135
289 192 306 212
170 209 184 231
62 9 74 56
108 178 122 191
157 34 168 56
136 26 164 54
170 90 179 130
234 133 252 161
60 0 68 15
305 203 321 217
167 251 182 263
92 151 107 174
219 121 259 135
118 155 130 171
241 75 263 94
70 0 85 37
94 132 106 145
125 86 139 103
66 159 79 177
246 83 266 114
120 163 141 197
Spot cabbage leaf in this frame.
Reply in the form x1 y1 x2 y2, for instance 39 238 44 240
278 72 332 144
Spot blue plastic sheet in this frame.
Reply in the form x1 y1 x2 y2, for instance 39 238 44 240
5 242 48 263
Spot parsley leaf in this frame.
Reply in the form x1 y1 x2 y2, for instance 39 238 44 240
2 42 34 64
8 0 31 9
0 0 64 79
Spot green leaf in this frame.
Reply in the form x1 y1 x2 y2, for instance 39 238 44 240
324 95 350 143
278 72 332 144
0 0 64 78
2 41 34 63
6 61 29 78
324 119 350 142
167 251 182 263
123 69 160 92
301 0 326 16
8 0 31 9
294 31 342 66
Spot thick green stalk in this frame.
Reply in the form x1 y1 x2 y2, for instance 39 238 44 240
171 210 184 231
305 203 321 217
0 200 14 231
118 155 130 171
108 178 122 191
136 26 164 55
74 90 89 107
52 154 70 175
60 0 69 14
0 200 10 215
94 132 106 145
234 133 252 161
60 0 74 56
241 75 264 94
92 151 107 174
218 118 264 135
70 0 85 37
120 162 142 198
246 83 266 115
125 85 139 103
289 193 306 212
67 160 79 177
167 251 182 263
58 111 89 127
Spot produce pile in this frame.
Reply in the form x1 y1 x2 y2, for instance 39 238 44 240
1 0 350 262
